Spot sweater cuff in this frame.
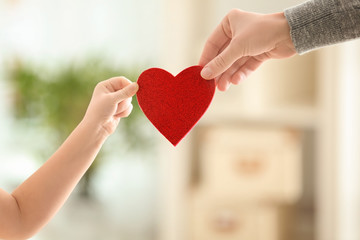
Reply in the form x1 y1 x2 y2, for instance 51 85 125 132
284 0 360 54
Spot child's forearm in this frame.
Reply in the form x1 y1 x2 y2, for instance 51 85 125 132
9 120 108 239
0 77 137 240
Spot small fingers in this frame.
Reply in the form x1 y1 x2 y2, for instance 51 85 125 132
102 76 132 92
115 104 133 118
113 82 139 102
115 97 132 115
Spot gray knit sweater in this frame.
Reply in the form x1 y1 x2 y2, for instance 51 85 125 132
284 0 360 54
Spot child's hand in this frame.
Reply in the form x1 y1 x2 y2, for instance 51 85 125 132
83 77 139 136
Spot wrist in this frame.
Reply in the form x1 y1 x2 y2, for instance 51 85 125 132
265 12 296 56
78 118 110 145
276 12 296 52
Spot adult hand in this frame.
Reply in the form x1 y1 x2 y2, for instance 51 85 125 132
199 9 297 91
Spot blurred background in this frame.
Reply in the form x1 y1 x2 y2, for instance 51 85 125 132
0 0 360 240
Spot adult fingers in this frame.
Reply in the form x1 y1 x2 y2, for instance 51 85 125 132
199 38 231 68
215 61 238 91
201 41 241 80
217 76 231 91
217 56 249 85
199 14 232 67
231 55 265 83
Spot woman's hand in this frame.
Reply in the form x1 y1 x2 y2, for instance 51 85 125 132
199 9 296 91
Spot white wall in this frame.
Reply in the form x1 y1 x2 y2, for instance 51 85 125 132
0 0 162 67
335 41 360 240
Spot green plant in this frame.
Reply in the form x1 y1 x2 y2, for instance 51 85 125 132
6 58 153 197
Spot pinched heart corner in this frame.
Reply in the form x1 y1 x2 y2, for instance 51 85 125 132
136 65 215 146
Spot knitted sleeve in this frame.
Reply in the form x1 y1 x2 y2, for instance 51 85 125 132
284 0 360 54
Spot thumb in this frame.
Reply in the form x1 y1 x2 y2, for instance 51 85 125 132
201 43 240 80
113 82 139 102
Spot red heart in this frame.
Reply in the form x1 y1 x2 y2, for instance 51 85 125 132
136 65 215 146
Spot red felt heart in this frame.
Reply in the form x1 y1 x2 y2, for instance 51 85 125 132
136 65 215 146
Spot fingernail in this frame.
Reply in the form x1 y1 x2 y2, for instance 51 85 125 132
130 82 139 90
124 83 138 95
201 66 213 79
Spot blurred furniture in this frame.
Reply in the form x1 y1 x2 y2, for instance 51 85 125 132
158 1 360 240
159 50 317 240
189 125 303 240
